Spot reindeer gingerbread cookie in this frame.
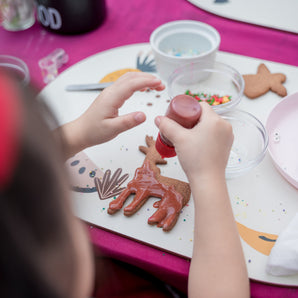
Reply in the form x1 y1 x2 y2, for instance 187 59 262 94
107 135 191 232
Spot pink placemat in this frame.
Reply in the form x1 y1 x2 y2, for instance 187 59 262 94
1 0 298 296
1 0 297 89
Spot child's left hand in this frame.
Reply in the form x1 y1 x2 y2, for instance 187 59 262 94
59 72 165 158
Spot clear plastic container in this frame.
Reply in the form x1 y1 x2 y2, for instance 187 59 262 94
150 20 220 81
168 61 244 115
0 55 30 86
223 110 268 179
167 61 268 178
1 0 35 31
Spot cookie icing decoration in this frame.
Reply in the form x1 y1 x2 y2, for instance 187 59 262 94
107 136 191 232
243 63 287 99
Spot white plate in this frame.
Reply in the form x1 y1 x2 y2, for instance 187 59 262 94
39 43 298 286
266 92 298 189
187 0 298 34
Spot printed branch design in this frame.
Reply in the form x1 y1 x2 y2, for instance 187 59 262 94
95 168 129 200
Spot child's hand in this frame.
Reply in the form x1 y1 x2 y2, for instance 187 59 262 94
59 72 164 159
155 102 233 181
80 72 164 145
156 104 250 298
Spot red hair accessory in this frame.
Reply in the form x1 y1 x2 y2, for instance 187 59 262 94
0 71 23 189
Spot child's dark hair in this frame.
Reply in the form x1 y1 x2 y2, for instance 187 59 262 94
0 76 78 297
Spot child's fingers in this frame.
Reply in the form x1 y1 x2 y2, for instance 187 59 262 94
115 75 164 96
154 103 214 148
154 102 214 144
197 102 217 123
155 116 188 146
102 72 165 108
107 112 146 136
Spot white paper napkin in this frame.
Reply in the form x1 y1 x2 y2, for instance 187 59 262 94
266 213 298 276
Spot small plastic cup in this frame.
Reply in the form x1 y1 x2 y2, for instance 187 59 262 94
38 48 69 84
223 110 268 179
167 61 244 115
150 20 220 81
0 55 30 86
1 0 35 31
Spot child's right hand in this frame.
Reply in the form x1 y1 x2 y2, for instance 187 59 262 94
155 102 234 182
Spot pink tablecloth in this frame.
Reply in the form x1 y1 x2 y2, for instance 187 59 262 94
1 0 298 296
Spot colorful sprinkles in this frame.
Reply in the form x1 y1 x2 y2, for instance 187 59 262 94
185 90 231 106
167 48 200 57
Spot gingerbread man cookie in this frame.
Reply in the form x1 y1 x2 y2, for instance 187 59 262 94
243 63 287 99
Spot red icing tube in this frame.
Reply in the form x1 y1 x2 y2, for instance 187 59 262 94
155 94 201 158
